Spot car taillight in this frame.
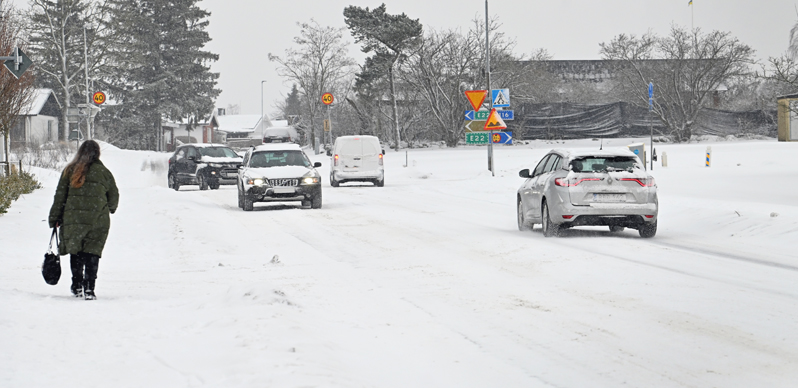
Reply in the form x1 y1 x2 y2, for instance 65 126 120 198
555 177 602 187
334 155 339 166
562 215 574 219
378 154 383 166
619 178 656 187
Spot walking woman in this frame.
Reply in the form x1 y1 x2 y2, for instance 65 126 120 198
48 140 119 300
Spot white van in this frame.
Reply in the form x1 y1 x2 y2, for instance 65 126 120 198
328 135 384 187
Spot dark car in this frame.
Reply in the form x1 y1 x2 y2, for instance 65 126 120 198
168 144 243 191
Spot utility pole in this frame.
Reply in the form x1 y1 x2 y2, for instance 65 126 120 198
83 24 92 140
485 0 494 176
260 80 267 143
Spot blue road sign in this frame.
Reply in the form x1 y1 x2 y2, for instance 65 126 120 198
491 131 513 145
465 110 514 121
648 82 654 111
491 89 510 108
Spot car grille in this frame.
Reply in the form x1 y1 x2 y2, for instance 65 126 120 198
268 179 298 187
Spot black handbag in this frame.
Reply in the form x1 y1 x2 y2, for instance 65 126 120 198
42 227 61 285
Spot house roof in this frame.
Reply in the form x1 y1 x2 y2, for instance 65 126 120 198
20 89 55 116
215 114 263 133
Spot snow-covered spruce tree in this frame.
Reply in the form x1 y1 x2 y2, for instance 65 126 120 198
101 0 219 150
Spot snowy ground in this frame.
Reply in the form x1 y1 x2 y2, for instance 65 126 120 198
2 137 797 387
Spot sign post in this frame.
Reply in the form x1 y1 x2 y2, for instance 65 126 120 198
322 93 334 153
648 82 654 171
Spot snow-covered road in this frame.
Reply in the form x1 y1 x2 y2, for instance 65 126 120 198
2 138 797 387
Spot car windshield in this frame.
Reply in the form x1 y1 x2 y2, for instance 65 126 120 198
249 150 309 168
571 156 639 172
199 147 239 158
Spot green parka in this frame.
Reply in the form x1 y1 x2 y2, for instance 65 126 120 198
48 160 119 257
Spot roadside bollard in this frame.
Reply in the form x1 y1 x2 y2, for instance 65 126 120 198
706 146 711 167
662 152 668 167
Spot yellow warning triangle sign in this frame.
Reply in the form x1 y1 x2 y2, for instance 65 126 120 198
464 90 488 112
483 108 507 131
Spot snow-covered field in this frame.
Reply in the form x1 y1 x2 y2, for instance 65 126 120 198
2 137 797 387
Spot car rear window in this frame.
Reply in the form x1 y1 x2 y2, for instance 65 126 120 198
571 156 639 172
199 147 238 158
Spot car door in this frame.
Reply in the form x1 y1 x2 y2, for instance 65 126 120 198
521 154 551 221
532 153 561 214
537 154 562 205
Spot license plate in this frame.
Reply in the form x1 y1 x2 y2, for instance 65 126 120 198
593 193 626 202
273 187 296 194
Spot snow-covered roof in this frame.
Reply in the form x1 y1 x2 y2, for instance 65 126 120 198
20 89 55 116
215 114 263 133
269 119 288 127
252 143 302 152
263 126 298 137
176 143 231 149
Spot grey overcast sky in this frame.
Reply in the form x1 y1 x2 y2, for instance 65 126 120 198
12 0 797 116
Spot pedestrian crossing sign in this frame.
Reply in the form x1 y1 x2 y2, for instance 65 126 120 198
492 89 510 108
483 108 507 131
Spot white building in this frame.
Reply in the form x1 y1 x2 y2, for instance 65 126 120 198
9 89 60 147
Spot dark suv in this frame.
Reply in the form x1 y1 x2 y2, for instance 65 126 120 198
168 144 243 191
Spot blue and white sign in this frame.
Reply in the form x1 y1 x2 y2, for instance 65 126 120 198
648 82 654 111
465 110 514 121
491 131 513 145
491 89 510 108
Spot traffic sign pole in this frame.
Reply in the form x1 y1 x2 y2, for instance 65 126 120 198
648 82 654 171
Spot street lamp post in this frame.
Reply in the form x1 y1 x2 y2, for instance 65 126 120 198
260 80 267 143
83 23 92 140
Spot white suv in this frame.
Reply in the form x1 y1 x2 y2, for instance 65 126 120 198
237 144 322 211
328 135 385 187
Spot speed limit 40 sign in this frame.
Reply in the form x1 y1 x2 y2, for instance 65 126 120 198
321 92 333 105
93 91 106 105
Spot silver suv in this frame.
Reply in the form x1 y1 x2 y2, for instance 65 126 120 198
237 144 322 211
517 149 658 238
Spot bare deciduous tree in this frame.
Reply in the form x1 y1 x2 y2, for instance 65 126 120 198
269 20 355 153
601 26 754 142
0 0 36 174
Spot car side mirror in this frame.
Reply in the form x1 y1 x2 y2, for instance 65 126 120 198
188 155 197 161
519 169 530 178
382 149 385 155
326 150 332 156
313 162 322 168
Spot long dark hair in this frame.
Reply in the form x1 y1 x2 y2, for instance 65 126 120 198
64 140 101 188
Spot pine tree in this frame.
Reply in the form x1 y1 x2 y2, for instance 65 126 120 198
102 0 219 150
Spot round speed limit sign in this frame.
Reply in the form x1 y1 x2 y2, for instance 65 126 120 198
93 91 106 105
321 92 333 105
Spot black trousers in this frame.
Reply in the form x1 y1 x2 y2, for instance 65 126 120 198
70 252 100 290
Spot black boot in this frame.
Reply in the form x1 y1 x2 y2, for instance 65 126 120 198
84 280 96 300
69 255 85 298
83 254 100 301
70 277 83 298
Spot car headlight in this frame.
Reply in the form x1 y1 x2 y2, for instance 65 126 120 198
245 176 266 186
300 171 320 185
209 163 223 168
